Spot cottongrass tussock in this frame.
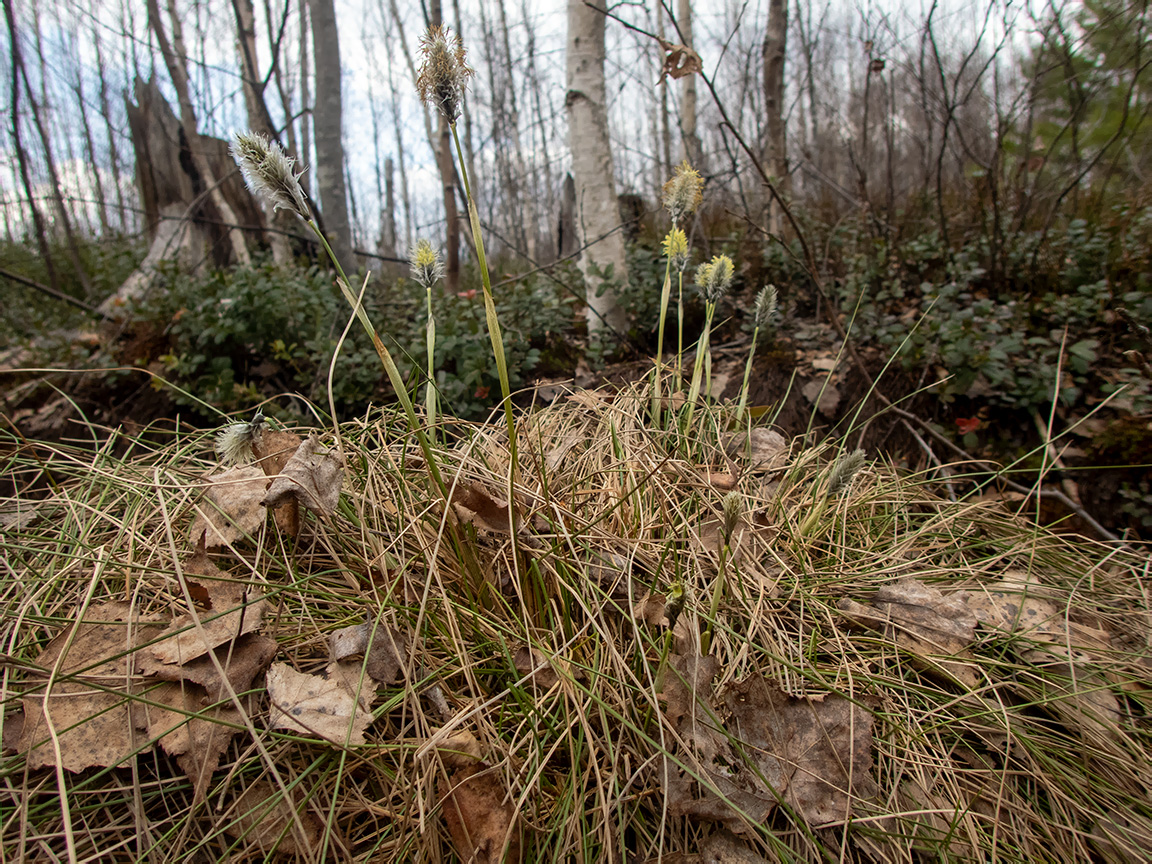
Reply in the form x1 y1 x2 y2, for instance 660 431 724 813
4 382 1151 862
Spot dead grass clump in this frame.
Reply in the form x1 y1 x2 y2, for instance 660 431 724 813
2 384 1150 863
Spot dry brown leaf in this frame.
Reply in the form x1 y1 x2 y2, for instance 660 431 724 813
328 620 407 685
2 711 24 755
266 662 373 745
658 37 703 81
225 779 322 857
512 646 562 690
439 762 522 864
251 429 302 535
634 593 693 653
139 681 245 800
189 465 268 547
725 428 788 473
324 660 380 711
262 433 344 517
251 429 302 476
17 602 163 772
699 830 775 863
839 578 980 687
663 659 875 830
138 633 277 702
150 551 267 666
435 730 483 769
449 482 519 534
959 576 1123 740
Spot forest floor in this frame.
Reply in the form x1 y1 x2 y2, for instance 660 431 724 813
2 364 1151 862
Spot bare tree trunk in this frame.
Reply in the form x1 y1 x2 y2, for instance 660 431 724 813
566 0 628 343
299 0 313 198
306 0 356 274
763 0 789 233
92 29 128 232
70 50 110 235
379 156 397 257
523 0 556 256
655 4 673 182
146 0 251 266
3 0 59 292
21 5 92 294
233 0 294 263
384 42 413 250
677 0 703 167
263 0 297 157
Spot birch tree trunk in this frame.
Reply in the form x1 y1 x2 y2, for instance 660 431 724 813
763 0 789 233
566 0 627 343
677 0 703 168
429 0 461 293
307 0 357 275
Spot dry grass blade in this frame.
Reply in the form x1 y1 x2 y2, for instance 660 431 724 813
2 389 1150 863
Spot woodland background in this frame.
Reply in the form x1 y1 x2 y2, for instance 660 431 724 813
2 0 1151 536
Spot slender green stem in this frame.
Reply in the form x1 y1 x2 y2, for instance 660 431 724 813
652 256 674 427
306 220 446 495
700 542 729 657
735 326 761 422
676 272 685 388
447 123 519 563
684 302 716 432
425 285 437 445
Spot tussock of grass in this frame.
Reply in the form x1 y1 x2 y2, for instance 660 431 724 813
2 385 1151 863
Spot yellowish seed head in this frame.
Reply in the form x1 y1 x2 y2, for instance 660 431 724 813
662 161 704 225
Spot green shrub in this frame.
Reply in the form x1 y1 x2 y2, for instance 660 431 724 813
825 208 1152 414
134 257 579 422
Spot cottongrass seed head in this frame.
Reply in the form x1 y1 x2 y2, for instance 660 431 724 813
416 25 474 124
753 284 778 329
695 254 735 304
827 448 867 497
721 490 744 543
230 132 309 218
409 238 444 290
215 410 267 465
662 161 704 226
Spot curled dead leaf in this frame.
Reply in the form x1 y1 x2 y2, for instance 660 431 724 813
449 482 519 534
328 620 408 685
17 602 164 772
150 571 267 666
512 646 567 690
190 465 269 547
662 659 876 830
435 729 483 769
658 38 703 81
439 762 522 864
724 428 788 473
266 662 373 745
251 429 302 477
838 578 980 687
262 433 344 517
138 632 277 702
225 779 323 858
139 681 245 801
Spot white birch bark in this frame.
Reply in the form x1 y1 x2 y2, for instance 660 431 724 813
565 0 628 342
